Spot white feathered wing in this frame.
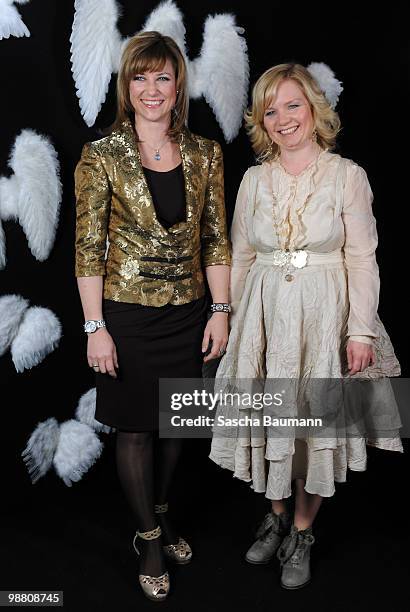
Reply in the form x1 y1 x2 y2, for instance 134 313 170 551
21 418 60 484
189 14 249 142
70 0 123 126
11 306 62 372
0 129 62 269
53 420 104 487
75 387 113 434
307 62 343 110
0 0 30 40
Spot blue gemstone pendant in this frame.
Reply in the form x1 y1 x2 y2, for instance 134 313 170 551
154 150 161 161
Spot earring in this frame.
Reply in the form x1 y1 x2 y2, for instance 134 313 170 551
311 128 318 143
171 106 179 125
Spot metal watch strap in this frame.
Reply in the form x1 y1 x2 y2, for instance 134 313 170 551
84 319 106 333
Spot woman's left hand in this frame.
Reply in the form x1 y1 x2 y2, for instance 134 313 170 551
346 339 375 375
202 313 229 362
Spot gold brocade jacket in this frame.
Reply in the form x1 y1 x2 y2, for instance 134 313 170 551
74 119 231 306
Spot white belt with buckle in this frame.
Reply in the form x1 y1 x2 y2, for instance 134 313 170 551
256 249 344 267
255 250 344 282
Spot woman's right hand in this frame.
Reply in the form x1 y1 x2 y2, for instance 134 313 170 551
87 328 119 377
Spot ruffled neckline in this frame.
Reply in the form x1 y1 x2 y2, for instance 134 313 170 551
273 148 329 179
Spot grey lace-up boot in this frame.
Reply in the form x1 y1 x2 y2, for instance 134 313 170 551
277 524 315 589
245 511 291 565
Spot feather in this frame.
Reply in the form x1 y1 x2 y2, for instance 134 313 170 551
11 306 62 372
141 0 187 58
0 294 29 356
75 387 113 434
53 420 103 487
307 62 343 110
0 0 30 40
70 0 123 126
0 129 62 269
21 417 60 484
0 220 5 268
0 166 19 267
189 14 249 142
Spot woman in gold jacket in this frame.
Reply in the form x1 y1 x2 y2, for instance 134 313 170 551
74 32 231 602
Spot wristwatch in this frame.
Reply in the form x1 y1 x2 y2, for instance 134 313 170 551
84 319 106 334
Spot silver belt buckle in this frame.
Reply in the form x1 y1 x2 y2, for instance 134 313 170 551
272 250 289 266
272 249 308 269
290 250 308 269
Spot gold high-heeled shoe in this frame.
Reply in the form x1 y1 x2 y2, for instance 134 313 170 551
154 503 193 565
133 525 170 602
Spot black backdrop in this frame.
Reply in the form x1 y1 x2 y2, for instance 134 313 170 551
1 1 409 610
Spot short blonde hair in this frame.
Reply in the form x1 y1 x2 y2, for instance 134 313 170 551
245 63 341 162
112 31 188 140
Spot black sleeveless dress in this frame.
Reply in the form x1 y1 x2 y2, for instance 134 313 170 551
94 164 208 431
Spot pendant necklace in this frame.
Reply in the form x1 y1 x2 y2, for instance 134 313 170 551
141 137 170 161
269 148 324 279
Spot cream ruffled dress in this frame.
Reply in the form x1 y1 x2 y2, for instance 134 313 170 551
209 150 403 499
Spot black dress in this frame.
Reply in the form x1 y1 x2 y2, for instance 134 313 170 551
94 164 208 431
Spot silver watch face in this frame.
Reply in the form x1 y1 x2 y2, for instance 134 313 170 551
84 321 97 333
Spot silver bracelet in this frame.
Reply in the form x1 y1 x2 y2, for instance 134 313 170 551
210 303 231 314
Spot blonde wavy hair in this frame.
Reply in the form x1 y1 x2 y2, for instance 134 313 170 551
111 31 188 141
245 63 341 162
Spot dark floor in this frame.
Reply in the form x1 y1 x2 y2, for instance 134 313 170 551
3 438 409 612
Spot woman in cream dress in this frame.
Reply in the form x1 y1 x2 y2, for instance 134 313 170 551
209 63 402 589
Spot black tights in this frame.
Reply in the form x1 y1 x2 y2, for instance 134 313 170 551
115 430 183 576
